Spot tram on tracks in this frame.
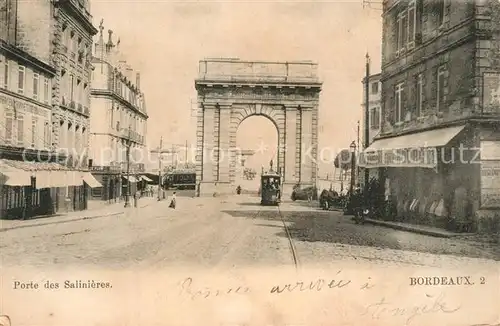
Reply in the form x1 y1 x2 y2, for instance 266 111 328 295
163 168 196 190
260 161 282 206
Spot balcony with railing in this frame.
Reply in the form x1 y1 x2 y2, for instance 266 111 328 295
119 127 144 144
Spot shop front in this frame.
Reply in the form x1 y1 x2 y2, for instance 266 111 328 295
359 123 488 232
89 165 121 202
0 151 103 219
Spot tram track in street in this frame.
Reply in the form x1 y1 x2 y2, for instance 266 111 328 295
275 204 301 270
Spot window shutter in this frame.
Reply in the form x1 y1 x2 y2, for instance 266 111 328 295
44 121 50 148
5 110 13 144
31 117 37 148
430 68 438 109
408 6 416 44
17 114 24 147
402 84 408 119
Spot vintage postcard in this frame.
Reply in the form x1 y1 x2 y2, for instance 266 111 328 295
0 0 499 325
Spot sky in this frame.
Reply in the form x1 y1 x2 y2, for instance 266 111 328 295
91 0 382 174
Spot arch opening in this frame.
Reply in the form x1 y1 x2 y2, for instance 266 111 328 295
235 115 279 192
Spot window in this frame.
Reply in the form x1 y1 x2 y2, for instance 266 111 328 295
18 66 25 94
70 75 74 101
370 107 380 129
83 83 88 106
44 121 51 148
76 79 81 104
395 83 404 123
44 78 49 104
31 117 37 148
437 0 446 26
416 74 423 117
75 126 80 151
437 66 446 112
408 1 416 47
5 110 13 144
371 82 379 94
33 73 39 100
397 11 408 53
3 60 8 89
17 114 24 146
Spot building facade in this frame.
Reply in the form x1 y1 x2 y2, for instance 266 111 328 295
89 23 148 201
361 0 500 233
0 0 99 219
50 0 98 211
360 73 382 184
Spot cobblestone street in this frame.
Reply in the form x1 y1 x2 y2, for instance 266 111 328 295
2 193 498 270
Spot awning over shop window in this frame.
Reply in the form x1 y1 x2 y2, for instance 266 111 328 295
35 170 71 188
82 172 102 188
359 125 466 169
1 159 87 189
140 175 153 182
0 159 32 186
122 175 138 183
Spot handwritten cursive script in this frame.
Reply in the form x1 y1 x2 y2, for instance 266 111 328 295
360 293 461 324
178 277 250 300
270 277 351 294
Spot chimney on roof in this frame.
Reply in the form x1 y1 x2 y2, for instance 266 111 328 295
106 29 114 48
136 72 140 90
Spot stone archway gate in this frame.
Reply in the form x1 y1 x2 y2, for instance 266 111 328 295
194 58 322 196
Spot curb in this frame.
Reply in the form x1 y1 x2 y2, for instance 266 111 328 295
363 218 460 238
0 200 159 233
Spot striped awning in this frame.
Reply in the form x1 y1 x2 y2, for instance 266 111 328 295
82 172 102 188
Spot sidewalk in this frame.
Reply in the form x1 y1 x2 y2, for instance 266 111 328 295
0 196 159 232
363 218 464 238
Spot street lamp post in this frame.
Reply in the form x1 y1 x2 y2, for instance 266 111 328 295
158 137 163 201
124 126 131 208
349 141 356 195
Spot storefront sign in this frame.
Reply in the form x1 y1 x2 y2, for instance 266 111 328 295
480 140 500 208
483 72 500 114
360 147 437 168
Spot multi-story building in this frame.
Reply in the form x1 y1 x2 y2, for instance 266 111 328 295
89 23 148 201
0 0 99 219
359 73 382 184
362 73 382 145
50 0 99 210
361 0 500 232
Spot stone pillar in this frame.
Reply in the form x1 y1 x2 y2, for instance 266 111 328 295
202 105 216 182
300 107 313 186
217 105 231 184
195 101 204 185
283 105 298 195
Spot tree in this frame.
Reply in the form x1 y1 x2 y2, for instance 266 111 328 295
333 149 352 172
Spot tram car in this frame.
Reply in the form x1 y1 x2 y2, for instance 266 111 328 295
260 169 282 206
163 168 196 190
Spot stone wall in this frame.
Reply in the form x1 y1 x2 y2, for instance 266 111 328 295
16 0 53 65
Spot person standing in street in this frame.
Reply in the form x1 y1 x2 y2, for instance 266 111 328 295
134 189 141 208
169 191 176 209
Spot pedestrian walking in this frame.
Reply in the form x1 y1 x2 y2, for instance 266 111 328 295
169 191 176 209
